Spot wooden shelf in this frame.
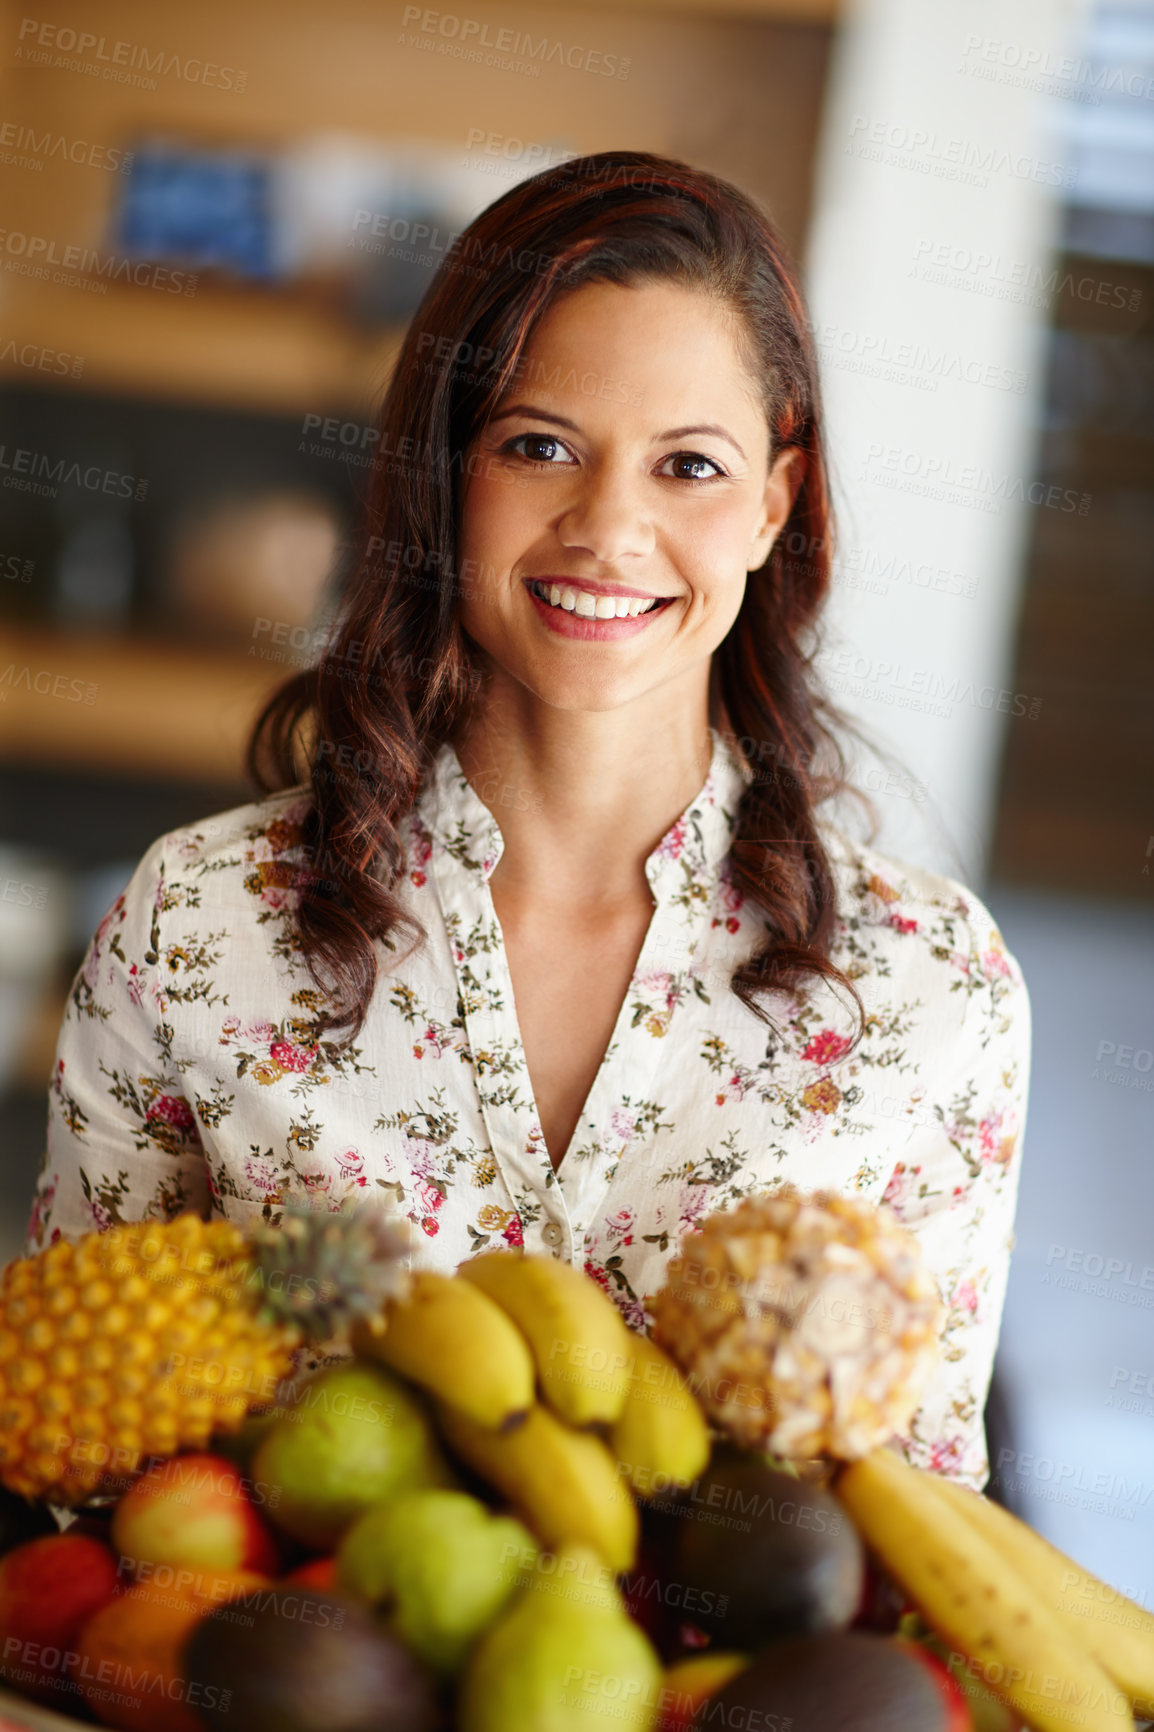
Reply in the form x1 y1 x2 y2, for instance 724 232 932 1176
0 625 298 784
0 285 405 417
580 0 837 14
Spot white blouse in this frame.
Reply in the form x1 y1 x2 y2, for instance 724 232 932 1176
28 727 1032 1491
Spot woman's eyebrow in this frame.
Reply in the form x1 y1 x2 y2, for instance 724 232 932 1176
663 423 746 461
488 402 746 461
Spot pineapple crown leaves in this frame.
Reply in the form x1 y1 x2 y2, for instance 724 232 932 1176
244 1194 414 1343
761 1452 803 1480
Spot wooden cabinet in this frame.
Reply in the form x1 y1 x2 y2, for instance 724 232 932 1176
989 256 1154 898
0 0 835 415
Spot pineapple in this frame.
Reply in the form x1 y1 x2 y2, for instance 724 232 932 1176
0 1200 411 1505
651 1186 944 1460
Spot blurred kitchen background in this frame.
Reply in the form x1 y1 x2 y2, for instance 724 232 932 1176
0 0 1151 1603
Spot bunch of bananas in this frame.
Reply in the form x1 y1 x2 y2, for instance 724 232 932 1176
836 1448 1154 1732
353 1252 712 1573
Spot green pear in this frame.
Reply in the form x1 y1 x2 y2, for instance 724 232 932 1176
337 1488 539 1673
458 1544 663 1730
252 1363 450 1549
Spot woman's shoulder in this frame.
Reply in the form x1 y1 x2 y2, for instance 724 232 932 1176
65 785 320 1027
809 819 1031 1084
161 783 315 868
816 814 1022 984
117 783 316 916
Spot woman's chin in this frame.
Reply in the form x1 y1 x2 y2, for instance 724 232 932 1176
521 661 666 715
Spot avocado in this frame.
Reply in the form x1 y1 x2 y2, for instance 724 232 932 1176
695 1631 954 1729
648 1445 864 1649
183 1586 438 1731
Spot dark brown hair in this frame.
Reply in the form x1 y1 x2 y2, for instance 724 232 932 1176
247 149 882 1054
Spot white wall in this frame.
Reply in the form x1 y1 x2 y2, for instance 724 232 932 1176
803 0 1093 884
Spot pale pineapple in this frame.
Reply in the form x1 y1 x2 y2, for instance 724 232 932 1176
0 1202 411 1504
651 1186 944 1460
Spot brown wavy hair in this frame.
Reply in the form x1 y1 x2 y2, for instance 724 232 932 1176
247 149 885 1056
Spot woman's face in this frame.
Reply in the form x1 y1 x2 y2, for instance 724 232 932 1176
455 277 804 717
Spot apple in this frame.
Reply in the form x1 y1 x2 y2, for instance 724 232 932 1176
657 1651 751 1730
283 1555 337 1590
0 1530 120 1706
852 1553 909 1632
895 1636 976 1731
111 1452 279 1578
911 1632 1025 1732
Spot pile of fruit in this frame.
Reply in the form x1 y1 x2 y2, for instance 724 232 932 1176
0 1190 1150 1731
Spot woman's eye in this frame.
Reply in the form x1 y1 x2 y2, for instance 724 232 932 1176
500 437 724 479
505 433 575 464
660 451 726 482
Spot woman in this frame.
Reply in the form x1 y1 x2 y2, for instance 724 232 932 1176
28 151 1031 1491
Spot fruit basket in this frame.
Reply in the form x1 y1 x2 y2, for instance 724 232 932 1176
0 1687 92 1730
0 1192 1151 1732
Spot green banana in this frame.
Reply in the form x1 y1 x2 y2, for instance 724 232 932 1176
458 1250 633 1426
352 1271 536 1431
611 1330 711 1497
435 1397 639 1573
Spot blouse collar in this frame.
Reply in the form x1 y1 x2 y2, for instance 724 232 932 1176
415 726 752 901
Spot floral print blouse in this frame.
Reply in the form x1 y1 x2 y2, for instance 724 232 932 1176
27 727 1032 1492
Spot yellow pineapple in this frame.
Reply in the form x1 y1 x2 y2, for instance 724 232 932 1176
0 1201 411 1504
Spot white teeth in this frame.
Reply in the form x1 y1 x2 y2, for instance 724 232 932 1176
533 581 660 619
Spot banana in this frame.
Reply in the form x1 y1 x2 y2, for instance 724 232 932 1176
351 1271 536 1431
924 1472 1154 1719
611 1330 711 1497
458 1251 633 1426
435 1397 639 1573
835 1449 1133 1732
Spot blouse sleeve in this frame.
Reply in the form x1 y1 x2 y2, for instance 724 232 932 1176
880 889 1033 1491
25 834 211 1252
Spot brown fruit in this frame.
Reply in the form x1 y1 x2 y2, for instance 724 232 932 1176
651 1446 864 1648
184 1586 438 1732
696 1630 963 1730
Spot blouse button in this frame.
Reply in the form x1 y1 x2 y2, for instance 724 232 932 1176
541 1222 563 1249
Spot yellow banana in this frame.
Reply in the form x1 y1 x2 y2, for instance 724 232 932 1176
458 1251 633 1426
352 1271 536 1431
435 1397 639 1573
925 1471 1154 1719
611 1330 711 1497
835 1449 1133 1732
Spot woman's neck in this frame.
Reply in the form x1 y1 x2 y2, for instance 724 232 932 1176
449 675 715 908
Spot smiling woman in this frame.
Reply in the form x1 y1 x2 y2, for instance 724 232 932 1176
28 152 1032 1493
445 273 811 1170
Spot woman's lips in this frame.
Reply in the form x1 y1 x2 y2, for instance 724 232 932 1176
524 580 675 640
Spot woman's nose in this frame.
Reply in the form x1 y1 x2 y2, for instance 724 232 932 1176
554 465 656 565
